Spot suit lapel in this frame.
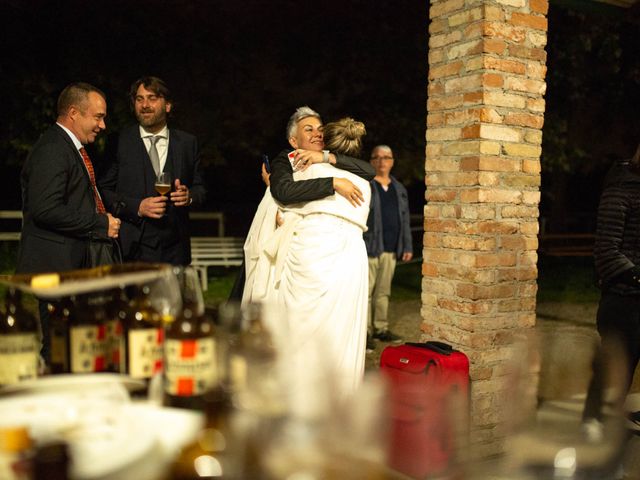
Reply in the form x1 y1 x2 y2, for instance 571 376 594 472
130 130 154 193
167 130 181 179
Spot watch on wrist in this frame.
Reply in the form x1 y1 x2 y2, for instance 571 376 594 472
322 150 330 163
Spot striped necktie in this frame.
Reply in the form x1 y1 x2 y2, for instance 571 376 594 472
79 147 106 214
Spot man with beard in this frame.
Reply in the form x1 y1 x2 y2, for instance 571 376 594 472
99 76 206 265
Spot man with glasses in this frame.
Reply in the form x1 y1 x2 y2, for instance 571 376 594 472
364 145 413 349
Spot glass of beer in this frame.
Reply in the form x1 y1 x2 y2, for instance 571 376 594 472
155 172 172 196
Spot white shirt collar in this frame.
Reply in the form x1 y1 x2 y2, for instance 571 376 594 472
56 122 83 151
139 125 169 139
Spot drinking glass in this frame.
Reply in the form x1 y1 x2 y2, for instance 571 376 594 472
154 172 172 196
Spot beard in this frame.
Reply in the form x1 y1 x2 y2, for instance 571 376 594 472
136 109 166 130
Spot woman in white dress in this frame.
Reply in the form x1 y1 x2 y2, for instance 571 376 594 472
243 107 373 402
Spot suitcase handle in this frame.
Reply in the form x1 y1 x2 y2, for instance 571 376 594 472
405 341 454 356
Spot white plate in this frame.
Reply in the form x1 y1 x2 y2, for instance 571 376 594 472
0 373 145 397
0 375 204 479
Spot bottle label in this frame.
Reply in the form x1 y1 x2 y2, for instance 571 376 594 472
70 325 107 373
164 337 216 396
106 319 122 371
0 334 38 385
128 328 164 379
50 330 68 371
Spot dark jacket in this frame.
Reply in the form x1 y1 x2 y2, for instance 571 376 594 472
98 125 206 265
16 125 109 273
363 176 413 259
594 160 640 295
269 149 375 204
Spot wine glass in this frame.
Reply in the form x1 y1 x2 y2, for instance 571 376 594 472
154 172 172 196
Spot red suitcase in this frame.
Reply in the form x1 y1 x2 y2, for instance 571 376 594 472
380 341 470 479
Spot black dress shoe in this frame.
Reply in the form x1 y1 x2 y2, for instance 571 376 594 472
373 329 403 343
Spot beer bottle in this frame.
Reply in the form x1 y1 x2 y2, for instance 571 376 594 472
164 306 217 410
48 297 74 374
0 288 39 386
70 294 108 373
119 284 164 382
169 386 240 479
103 288 127 373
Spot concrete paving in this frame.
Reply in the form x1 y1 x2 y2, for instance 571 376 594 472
366 299 640 479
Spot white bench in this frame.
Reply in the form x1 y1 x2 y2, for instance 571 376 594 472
190 236 244 291
0 211 21 242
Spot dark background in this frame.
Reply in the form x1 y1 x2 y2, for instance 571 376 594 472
1 0 639 236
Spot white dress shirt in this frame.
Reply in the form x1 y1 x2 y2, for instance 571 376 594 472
139 125 169 173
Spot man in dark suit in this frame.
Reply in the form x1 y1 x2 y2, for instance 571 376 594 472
17 82 121 359
100 76 206 265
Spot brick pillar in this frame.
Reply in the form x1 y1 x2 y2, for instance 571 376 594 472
424 0 548 457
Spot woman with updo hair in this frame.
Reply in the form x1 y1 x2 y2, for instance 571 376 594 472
243 111 372 403
323 117 367 157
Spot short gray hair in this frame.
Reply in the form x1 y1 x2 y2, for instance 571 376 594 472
286 106 321 140
372 144 393 154
57 82 105 117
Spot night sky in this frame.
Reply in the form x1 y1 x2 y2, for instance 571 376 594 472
2 0 428 234
2 1 640 236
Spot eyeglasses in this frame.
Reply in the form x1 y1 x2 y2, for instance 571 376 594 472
371 156 393 161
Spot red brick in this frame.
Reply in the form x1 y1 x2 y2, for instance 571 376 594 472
429 61 464 80
483 73 504 88
503 112 544 129
439 298 491 315
462 124 481 139
483 21 526 43
428 112 445 127
426 189 458 202
484 57 526 75
425 219 459 233
422 262 439 277
463 91 484 105
484 38 507 54
509 45 547 62
530 0 549 15
428 82 445 96
510 12 548 32
460 156 480 171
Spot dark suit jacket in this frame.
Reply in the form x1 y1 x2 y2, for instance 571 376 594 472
269 149 375 204
16 125 109 273
98 125 206 265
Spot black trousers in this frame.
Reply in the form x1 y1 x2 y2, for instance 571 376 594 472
583 292 640 420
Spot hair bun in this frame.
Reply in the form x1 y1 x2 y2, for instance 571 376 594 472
341 117 366 140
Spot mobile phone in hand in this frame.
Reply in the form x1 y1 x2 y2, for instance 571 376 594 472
262 154 270 173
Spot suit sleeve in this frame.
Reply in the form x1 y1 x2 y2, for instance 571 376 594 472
333 153 375 180
98 146 143 224
269 150 335 204
270 149 376 205
27 142 108 239
186 136 206 207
